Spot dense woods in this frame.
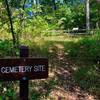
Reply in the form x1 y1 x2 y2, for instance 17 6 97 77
0 0 100 99
0 0 100 44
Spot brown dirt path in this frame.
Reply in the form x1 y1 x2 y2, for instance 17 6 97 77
48 44 97 100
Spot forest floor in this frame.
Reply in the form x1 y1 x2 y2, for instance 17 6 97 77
36 36 99 100
48 53 96 100
0 35 100 100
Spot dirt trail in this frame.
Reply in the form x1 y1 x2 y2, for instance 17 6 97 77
48 44 97 100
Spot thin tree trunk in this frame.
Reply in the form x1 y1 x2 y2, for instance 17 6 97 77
5 0 16 46
86 0 90 33
96 0 100 28
52 0 56 10
35 0 38 5
23 0 27 10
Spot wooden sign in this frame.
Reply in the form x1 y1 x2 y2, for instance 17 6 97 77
0 58 48 81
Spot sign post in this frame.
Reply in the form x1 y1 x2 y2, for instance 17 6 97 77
0 46 48 100
20 46 29 100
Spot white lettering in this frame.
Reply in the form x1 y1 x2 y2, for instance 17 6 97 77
0 66 33 74
6 67 10 73
0 65 45 74
41 65 45 71
28 66 32 72
34 65 45 72
10 66 19 73
1 67 5 73
34 66 38 72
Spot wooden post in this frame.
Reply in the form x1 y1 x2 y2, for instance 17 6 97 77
20 46 29 100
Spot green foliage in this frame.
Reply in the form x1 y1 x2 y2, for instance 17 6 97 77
90 0 100 28
0 0 100 99
74 65 100 94
0 82 17 100
0 40 13 57
55 4 74 29
72 3 85 28
44 78 57 97
68 33 100 61
29 78 57 100
23 16 49 37
31 90 42 100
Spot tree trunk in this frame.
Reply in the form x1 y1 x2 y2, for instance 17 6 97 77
52 0 56 10
86 0 90 33
36 0 39 5
5 0 16 46
96 0 100 28
23 0 27 10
